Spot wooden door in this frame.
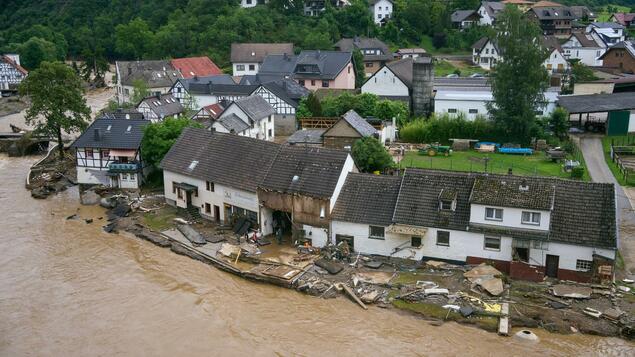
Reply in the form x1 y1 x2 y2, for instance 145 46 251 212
546 254 559 278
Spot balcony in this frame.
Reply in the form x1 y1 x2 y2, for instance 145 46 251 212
108 161 140 173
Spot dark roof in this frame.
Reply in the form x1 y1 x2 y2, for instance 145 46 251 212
470 176 555 211
530 7 574 20
100 109 144 120
479 1 505 18
175 75 236 94
287 129 325 145
558 92 635 113
259 146 350 199
386 58 413 88
569 6 596 20
334 37 392 62
568 32 601 48
599 40 635 60
230 43 294 63
216 113 250 133
333 110 377 137
208 83 258 96
70 118 149 150
542 35 563 52
259 51 352 80
138 93 184 118
451 10 480 23
116 60 181 87
331 174 402 226
472 37 490 50
232 95 275 121
256 79 310 107
159 128 279 193
589 22 624 30
170 57 222 79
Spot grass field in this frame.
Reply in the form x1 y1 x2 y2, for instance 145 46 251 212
596 5 631 22
601 134 635 186
401 149 589 180
434 59 487 77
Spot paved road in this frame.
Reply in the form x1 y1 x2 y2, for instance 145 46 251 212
579 135 635 275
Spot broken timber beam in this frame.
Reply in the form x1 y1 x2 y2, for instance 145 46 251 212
498 303 510 336
340 283 368 310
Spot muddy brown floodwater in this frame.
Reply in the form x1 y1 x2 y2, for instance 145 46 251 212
1 154 635 357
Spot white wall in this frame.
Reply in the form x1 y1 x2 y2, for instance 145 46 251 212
562 36 604 66
478 6 494 26
233 62 259 77
372 0 393 24
361 67 409 97
329 155 358 211
304 224 329 247
470 204 551 231
544 49 570 74
528 241 615 271
434 97 489 120
220 102 274 141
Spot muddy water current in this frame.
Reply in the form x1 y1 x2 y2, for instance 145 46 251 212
1 155 634 356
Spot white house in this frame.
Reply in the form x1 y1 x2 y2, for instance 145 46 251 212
586 22 626 47
115 60 182 105
136 93 184 123
370 0 393 25
330 169 617 283
69 118 150 189
240 0 267 8
230 43 294 77
361 58 411 101
472 37 500 70
250 79 310 135
216 95 276 140
477 1 504 26
562 32 605 67
0 54 27 94
544 46 570 75
169 75 236 109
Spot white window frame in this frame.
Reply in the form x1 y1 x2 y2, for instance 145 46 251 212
484 236 501 251
575 259 592 272
521 211 541 226
369 225 385 240
436 231 450 246
485 207 503 221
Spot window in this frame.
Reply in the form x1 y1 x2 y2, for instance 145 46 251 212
485 49 489 54
322 81 329 88
447 108 457 113
348 66 351 74
236 64 245 71
100 149 109 158
268 128 272 137
468 109 478 114
365 62 373 68
299 80 305 86
484 236 501 251
439 200 453 210
172 182 177 194
177 188 183 199
576 259 592 271
485 207 503 221
369 225 385 239
248 64 255 71
268 116 272 123
205 203 211 214
411 236 422 248
206 181 214 192
521 211 541 225
85 148 93 159
311 80 316 86
124 88 129 95
378 14 382 19
436 231 450 246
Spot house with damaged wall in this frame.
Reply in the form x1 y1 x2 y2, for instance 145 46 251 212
330 169 617 283
160 128 356 243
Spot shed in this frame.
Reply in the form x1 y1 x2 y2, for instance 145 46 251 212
558 92 635 135
322 110 378 150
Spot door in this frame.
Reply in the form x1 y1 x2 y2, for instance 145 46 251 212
214 205 220 223
607 110 630 136
545 254 559 278
185 191 192 207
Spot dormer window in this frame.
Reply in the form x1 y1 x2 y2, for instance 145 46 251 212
438 189 456 211
439 200 453 211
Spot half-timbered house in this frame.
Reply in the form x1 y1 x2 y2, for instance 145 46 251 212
250 79 310 135
170 75 236 109
0 54 27 94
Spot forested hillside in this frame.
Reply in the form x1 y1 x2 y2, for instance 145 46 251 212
1 0 633 70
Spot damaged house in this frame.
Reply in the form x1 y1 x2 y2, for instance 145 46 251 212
331 169 617 283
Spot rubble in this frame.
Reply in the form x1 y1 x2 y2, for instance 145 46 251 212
464 263 504 296
551 284 592 299
315 259 344 275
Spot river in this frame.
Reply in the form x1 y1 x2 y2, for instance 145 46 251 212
1 154 634 356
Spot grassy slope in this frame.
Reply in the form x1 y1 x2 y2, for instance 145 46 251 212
434 60 487 77
596 5 631 22
601 135 635 186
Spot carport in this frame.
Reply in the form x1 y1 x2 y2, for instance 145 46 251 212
558 92 635 135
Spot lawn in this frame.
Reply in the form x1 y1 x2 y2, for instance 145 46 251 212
434 59 487 77
142 206 178 232
400 149 590 181
601 134 635 186
596 4 631 22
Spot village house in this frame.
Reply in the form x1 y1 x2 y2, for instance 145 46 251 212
321 109 379 150
330 169 617 283
160 128 356 243
542 36 570 76
115 60 182 104
191 103 225 126
610 12 635 28
304 1 350 17
501 0 534 13
569 5 596 22
598 41 635 74
170 56 222 79
361 57 412 103
240 0 268 8
394 48 427 60
136 93 184 122
471 37 499 70
562 32 606 67
451 10 482 29
476 1 505 26
214 95 275 140
230 43 294 77
334 37 392 76
100 108 144 120
250 79 310 135
259 50 355 90
369 0 393 25
70 118 150 189
0 54 27 95
170 74 236 109
527 6 574 38
586 22 626 47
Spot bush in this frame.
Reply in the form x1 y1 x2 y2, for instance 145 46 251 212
399 115 499 144
570 166 585 179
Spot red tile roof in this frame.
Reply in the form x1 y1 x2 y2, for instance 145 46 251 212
2 55 28 76
170 56 222 79
203 103 225 119
612 13 635 27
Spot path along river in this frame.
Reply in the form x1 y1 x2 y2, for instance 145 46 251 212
1 154 634 356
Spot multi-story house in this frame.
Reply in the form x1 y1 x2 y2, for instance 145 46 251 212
136 93 184 122
472 37 500 70
334 37 392 76
476 1 505 26
0 54 27 95
562 32 605 67
170 74 236 109
610 13 635 28
250 79 309 135
214 95 276 140
527 6 574 38
369 0 393 25
451 10 482 29
586 22 626 47
115 60 181 104
330 169 617 283
70 118 150 189
230 43 294 77
598 41 635 74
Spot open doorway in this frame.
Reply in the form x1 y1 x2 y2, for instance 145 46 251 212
272 210 292 244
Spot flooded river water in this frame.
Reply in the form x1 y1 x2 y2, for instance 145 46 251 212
1 154 634 356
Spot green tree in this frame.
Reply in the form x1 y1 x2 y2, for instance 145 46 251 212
17 37 60 70
549 108 569 140
487 7 549 144
114 18 154 59
18 61 91 159
130 79 150 105
351 136 394 173
352 49 366 88
141 117 203 168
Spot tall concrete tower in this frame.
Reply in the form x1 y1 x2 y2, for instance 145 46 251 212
412 55 434 118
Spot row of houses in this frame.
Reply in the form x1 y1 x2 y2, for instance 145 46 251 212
155 127 617 283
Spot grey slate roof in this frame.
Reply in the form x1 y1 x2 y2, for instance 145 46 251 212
138 94 184 118
569 32 602 48
472 37 490 50
339 109 377 137
230 43 294 63
589 22 624 30
117 60 181 87
570 6 596 20
331 174 402 226
530 7 574 20
557 92 635 113
233 95 275 121
334 37 393 62
159 128 279 193
287 129 325 145
386 58 413 88
259 145 350 199
70 118 149 150
100 109 144 120
216 113 250 133
256 79 310 108
175 75 236 94
470 176 555 211
599 40 635 60
452 10 479 23
480 1 505 18
259 51 352 81
210 84 258 96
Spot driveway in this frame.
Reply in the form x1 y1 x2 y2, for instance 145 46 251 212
579 135 635 275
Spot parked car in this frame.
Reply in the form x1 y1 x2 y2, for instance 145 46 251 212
445 73 459 78
469 73 484 78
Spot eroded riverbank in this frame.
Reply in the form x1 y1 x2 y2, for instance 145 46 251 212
2 154 635 356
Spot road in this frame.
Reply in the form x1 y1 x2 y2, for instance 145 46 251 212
579 135 635 276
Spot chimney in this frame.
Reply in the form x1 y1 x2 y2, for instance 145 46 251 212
519 179 529 191
412 54 434 117
94 128 101 141
193 75 198 81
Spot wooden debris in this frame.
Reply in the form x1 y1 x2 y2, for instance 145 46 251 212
340 283 368 310
498 303 510 336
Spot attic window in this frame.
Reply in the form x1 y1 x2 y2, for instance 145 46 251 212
439 200 454 211
125 114 130 119
126 125 132 133
106 125 112 131
188 160 199 171
157 73 162 78
190 71 195 76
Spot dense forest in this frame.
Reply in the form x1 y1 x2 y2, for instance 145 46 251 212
1 0 634 71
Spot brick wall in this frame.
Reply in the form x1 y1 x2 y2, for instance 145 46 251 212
466 256 511 274
509 261 546 282
602 48 635 74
